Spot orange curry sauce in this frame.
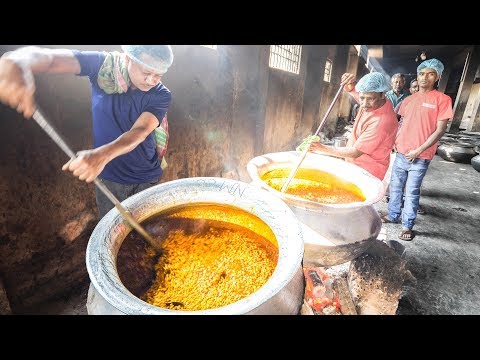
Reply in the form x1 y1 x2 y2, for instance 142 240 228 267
261 168 365 204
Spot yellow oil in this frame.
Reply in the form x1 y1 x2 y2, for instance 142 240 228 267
261 168 365 204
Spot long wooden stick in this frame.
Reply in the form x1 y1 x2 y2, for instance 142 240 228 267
281 84 344 193
32 108 160 251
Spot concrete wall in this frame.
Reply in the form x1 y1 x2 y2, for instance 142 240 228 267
263 47 307 153
0 44 352 312
163 45 269 182
299 46 328 141
0 45 105 312
316 45 353 138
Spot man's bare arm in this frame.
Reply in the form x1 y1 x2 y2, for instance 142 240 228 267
309 142 364 159
3 46 81 75
62 112 161 183
0 46 81 118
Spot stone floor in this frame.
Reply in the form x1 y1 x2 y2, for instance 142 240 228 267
27 154 480 315
378 154 480 315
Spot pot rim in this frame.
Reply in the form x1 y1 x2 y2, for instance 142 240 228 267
86 177 304 315
246 151 385 210
440 142 475 148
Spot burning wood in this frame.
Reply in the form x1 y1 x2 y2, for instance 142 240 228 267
302 240 416 315
303 266 341 315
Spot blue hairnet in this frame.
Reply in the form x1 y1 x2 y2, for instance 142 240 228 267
417 58 444 78
121 45 174 74
355 72 390 93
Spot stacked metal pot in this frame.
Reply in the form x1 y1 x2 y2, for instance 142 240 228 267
437 131 480 169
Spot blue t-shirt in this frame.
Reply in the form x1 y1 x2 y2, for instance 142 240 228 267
385 89 409 109
72 50 172 184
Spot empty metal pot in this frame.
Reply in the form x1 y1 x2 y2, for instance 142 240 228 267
246 151 385 266
471 154 480 172
86 177 305 315
437 143 477 163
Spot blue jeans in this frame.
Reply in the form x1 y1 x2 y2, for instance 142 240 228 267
387 153 430 229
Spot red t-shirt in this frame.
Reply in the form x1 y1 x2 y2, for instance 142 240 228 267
347 92 399 180
396 90 453 160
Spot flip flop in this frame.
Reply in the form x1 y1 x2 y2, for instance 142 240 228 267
398 229 415 241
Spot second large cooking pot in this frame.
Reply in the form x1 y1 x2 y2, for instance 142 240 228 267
247 151 385 266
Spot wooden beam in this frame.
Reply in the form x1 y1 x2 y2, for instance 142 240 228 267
450 46 480 132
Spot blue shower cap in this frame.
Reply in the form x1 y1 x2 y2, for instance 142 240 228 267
355 72 390 93
417 58 444 78
121 45 174 74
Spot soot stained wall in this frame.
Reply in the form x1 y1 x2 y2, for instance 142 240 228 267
0 45 350 312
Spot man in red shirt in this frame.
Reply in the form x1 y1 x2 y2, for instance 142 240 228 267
382 58 453 240
309 72 398 182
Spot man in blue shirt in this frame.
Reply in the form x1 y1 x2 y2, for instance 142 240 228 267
385 73 409 110
0 45 173 218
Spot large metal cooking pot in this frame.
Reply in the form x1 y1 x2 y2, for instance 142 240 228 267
471 154 480 172
438 136 459 145
86 177 305 315
437 143 477 163
246 151 385 266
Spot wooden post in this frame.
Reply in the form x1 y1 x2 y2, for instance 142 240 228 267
450 46 480 133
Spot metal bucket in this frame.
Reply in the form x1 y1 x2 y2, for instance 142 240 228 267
86 177 305 315
246 151 385 266
333 136 347 147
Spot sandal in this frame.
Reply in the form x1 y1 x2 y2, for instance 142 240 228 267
417 205 426 215
398 229 415 241
381 214 396 224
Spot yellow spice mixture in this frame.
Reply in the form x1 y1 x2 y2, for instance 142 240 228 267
142 205 278 311
261 168 365 204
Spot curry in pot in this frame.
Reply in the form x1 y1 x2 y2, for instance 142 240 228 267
261 168 365 204
117 204 278 311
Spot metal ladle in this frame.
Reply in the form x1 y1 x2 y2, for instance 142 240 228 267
32 108 161 251
281 84 344 193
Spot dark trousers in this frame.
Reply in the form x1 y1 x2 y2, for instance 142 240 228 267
95 178 160 219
